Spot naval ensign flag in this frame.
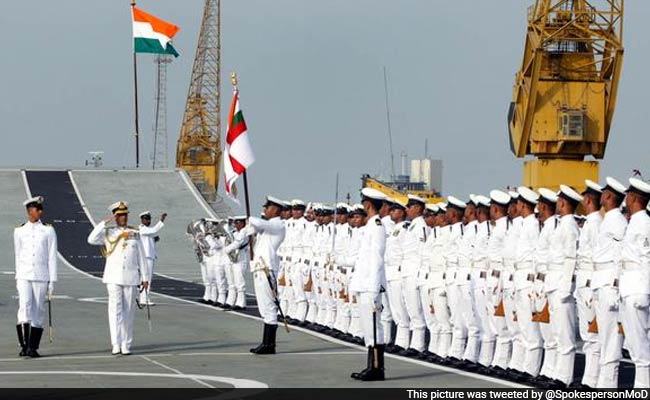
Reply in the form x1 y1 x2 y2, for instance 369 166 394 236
224 89 255 204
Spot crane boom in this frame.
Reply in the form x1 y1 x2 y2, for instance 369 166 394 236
508 0 624 191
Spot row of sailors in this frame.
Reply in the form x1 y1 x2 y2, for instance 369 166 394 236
272 176 650 388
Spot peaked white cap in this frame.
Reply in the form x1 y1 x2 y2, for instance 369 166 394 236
490 190 511 206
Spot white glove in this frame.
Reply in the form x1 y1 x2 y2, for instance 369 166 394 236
48 282 54 297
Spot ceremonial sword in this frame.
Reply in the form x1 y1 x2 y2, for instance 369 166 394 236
258 258 290 333
47 293 53 343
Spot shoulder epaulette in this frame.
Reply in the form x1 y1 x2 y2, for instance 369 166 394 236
16 222 25 228
403 222 411 229
375 218 382 226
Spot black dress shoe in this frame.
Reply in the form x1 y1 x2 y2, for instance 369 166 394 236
352 336 364 345
506 370 533 382
418 350 434 360
439 356 461 366
462 362 480 372
489 366 508 378
568 382 590 389
539 379 567 389
476 365 492 375
222 304 233 310
387 345 404 354
529 374 552 386
199 299 208 304
398 348 420 358
214 302 223 307
206 300 214 305
232 306 245 311
426 354 442 364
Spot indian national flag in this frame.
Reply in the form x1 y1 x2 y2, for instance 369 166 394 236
132 6 180 57
224 89 255 203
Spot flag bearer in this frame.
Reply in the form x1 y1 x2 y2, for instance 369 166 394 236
245 196 286 355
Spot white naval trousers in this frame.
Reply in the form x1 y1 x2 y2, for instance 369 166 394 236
401 275 426 351
418 280 437 353
471 270 495 367
486 276 511 369
232 262 248 308
514 282 543 377
225 261 237 306
349 292 364 337
386 279 410 349
575 279 599 388
504 285 524 372
458 274 480 363
106 284 137 350
139 258 155 304
534 278 556 379
548 290 576 385
16 280 48 328
199 261 210 301
620 294 650 388
380 292 393 344
253 270 278 325
359 291 384 347
291 261 308 321
593 286 622 388
431 286 452 358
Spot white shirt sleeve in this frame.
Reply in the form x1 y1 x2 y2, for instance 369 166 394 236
87 221 106 245
139 221 164 236
48 227 58 282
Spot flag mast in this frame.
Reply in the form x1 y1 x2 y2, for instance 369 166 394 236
131 0 141 168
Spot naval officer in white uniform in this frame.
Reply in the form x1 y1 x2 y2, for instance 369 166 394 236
246 196 286 355
620 178 650 388
87 201 149 355
137 211 167 306
14 196 57 358
350 188 388 381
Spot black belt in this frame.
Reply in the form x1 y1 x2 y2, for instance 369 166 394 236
527 273 535 282
492 270 501 278
479 271 487 279
536 273 545 282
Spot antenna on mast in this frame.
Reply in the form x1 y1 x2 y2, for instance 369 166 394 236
383 66 396 181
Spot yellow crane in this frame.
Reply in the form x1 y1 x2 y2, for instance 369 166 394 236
176 0 222 202
508 0 624 191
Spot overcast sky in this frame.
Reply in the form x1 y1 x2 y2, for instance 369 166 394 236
2 1 649 213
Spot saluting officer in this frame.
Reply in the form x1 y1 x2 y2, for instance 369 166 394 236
350 188 387 381
14 196 57 358
87 201 149 355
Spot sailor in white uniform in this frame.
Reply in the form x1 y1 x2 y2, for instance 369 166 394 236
486 190 512 375
512 186 543 380
87 201 149 355
14 196 57 358
223 216 250 310
246 196 286 355
620 178 650 388
545 185 583 388
399 194 429 356
575 179 604 388
137 211 166 306
350 188 387 381
591 177 627 388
